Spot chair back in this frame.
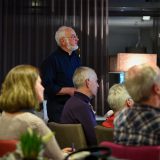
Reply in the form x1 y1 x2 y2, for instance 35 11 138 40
100 141 160 160
0 140 17 157
48 122 87 149
95 125 113 143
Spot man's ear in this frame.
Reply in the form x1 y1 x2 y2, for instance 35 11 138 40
126 99 130 108
126 99 133 108
152 83 160 95
85 79 90 88
59 38 65 46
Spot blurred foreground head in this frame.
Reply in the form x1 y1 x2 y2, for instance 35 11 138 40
0 65 44 112
125 63 160 104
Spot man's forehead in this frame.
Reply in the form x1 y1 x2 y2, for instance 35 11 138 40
65 28 75 34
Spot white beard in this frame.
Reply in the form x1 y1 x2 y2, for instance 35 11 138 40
72 45 78 51
66 39 79 52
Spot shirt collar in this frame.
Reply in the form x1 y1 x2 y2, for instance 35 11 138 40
74 91 96 114
74 91 91 104
58 46 74 57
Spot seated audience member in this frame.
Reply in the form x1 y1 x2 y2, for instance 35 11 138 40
102 83 133 128
60 66 99 146
114 63 160 146
0 65 71 160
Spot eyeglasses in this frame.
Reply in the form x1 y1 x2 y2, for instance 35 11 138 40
64 35 78 39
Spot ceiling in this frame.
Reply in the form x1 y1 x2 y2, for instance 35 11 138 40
109 0 160 27
109 17 153 28
109 0 160 16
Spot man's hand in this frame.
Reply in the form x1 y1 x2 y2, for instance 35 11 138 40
57 87 76 96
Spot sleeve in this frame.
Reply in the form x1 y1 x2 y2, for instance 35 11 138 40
32 117 64 160
40 56 62 98
75 105 97 146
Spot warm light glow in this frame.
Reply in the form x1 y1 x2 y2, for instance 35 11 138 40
117 53 157 72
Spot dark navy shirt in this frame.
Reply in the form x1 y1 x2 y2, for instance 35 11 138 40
40 47 81 122
40 47 81 100
60 92 97 146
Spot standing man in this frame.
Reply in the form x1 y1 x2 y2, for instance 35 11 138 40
40 26 81 122
61 66 99 146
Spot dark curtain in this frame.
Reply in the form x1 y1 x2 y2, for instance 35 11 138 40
153 17 160 66
1 0 109 115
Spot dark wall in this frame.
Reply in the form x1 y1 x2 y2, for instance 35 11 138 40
108 27 153 55
2 0 159 115
0 0 109 115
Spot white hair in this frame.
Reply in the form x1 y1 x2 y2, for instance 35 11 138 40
73 66 97 89
107 84 131 112
55 26 72 46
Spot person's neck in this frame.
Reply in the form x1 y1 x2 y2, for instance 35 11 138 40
141 95 160 109
60 46 72 55
76 88 92 99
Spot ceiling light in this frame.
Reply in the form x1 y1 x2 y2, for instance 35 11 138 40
142 16 151 21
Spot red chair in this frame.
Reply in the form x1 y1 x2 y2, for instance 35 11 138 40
100 141 160 160
0 140 18 157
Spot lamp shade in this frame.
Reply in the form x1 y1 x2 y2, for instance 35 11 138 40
117 53 157 72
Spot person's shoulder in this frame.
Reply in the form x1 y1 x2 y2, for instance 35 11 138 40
64 95 78 106
41 50 59 66
52 47 61 55
18 112 44 124
64 95 83 108
45 50 58 59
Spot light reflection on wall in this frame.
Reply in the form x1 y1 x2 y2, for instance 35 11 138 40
117 53 157 72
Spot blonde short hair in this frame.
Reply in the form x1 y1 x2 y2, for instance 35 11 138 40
107 84 131 112
0 65 40 112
